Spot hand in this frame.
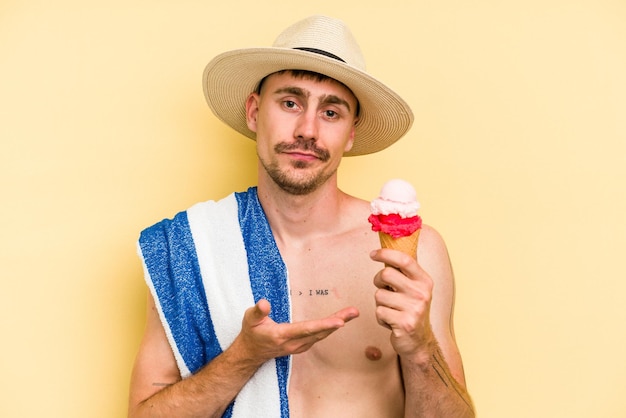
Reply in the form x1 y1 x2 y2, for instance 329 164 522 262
235 299 359 364
370 248 436 357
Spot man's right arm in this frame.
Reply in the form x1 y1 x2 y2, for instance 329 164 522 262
128 293 359 418
128 293 266 418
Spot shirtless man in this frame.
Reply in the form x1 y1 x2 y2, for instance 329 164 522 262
128 16 474 418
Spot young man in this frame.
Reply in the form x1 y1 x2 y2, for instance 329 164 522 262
128 15 474 418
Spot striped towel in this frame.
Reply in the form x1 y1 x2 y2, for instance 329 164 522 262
138 187 292 418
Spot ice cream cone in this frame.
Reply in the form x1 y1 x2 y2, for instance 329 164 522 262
378 229 420 261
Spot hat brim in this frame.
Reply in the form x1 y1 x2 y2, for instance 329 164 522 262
203 48 413 156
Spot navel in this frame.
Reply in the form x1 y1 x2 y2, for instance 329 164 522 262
365 345 382 361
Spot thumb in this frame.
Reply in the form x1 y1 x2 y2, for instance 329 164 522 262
246 299 271 325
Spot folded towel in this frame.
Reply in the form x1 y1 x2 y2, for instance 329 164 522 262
138 187 291 418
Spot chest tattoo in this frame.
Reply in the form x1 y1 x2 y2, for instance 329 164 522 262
290 288 330 296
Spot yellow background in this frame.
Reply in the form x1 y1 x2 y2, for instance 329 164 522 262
1 1 625 417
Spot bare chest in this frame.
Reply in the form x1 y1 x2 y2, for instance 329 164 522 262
283 230 380 325
285 243 395 367
281 234 396 376
280 232 404 416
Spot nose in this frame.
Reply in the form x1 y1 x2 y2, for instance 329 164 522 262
294 109 318 141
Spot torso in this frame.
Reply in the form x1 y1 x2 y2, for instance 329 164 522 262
277 199 405 417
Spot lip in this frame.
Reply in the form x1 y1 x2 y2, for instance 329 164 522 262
283 151 320 161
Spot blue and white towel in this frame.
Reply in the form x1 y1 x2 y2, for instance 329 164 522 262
138 187 292 418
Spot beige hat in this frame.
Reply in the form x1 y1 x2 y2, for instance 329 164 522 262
202 15 414 156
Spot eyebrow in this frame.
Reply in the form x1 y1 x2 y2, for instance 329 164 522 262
320 94 352 113
272 86 352 113
273 86 309 99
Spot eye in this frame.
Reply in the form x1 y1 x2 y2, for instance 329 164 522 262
283 100 298 110
323 109 338 119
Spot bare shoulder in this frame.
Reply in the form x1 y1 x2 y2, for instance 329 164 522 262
418 224 454 276
417 224 456 329
418 224 449 258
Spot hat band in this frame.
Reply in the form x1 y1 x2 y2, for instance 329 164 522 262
293 47 346 63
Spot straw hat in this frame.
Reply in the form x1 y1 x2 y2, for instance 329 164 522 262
202 15 414 156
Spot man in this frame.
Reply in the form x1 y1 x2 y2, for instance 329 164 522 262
128 15 474 418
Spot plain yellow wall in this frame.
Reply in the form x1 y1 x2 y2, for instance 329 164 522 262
1 1 625 417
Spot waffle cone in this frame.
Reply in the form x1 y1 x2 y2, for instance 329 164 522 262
378 229 420 261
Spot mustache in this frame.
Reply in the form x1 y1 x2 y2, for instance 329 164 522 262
274 138 331 162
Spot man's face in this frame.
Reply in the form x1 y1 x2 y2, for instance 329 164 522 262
245 71 359 195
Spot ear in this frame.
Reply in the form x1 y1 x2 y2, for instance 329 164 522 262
343 121 358 153
245 93 260 133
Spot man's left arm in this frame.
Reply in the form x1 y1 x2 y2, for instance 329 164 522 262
371 225 475 418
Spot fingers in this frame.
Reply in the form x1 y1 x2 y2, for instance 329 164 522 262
373 266 433 316
370 249 432 292
278 307 360 354
330 306 360 323
284 307 360 341
282 320 349 354
370 248 419 277
370 249 435 355
246 300 358 331
240 300 359 358
375 289 430 324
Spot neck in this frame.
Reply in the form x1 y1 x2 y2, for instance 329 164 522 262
256 172 345 245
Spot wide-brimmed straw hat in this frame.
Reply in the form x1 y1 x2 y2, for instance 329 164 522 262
202 15 414 156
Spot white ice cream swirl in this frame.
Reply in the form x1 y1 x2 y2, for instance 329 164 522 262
370 179 420 218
